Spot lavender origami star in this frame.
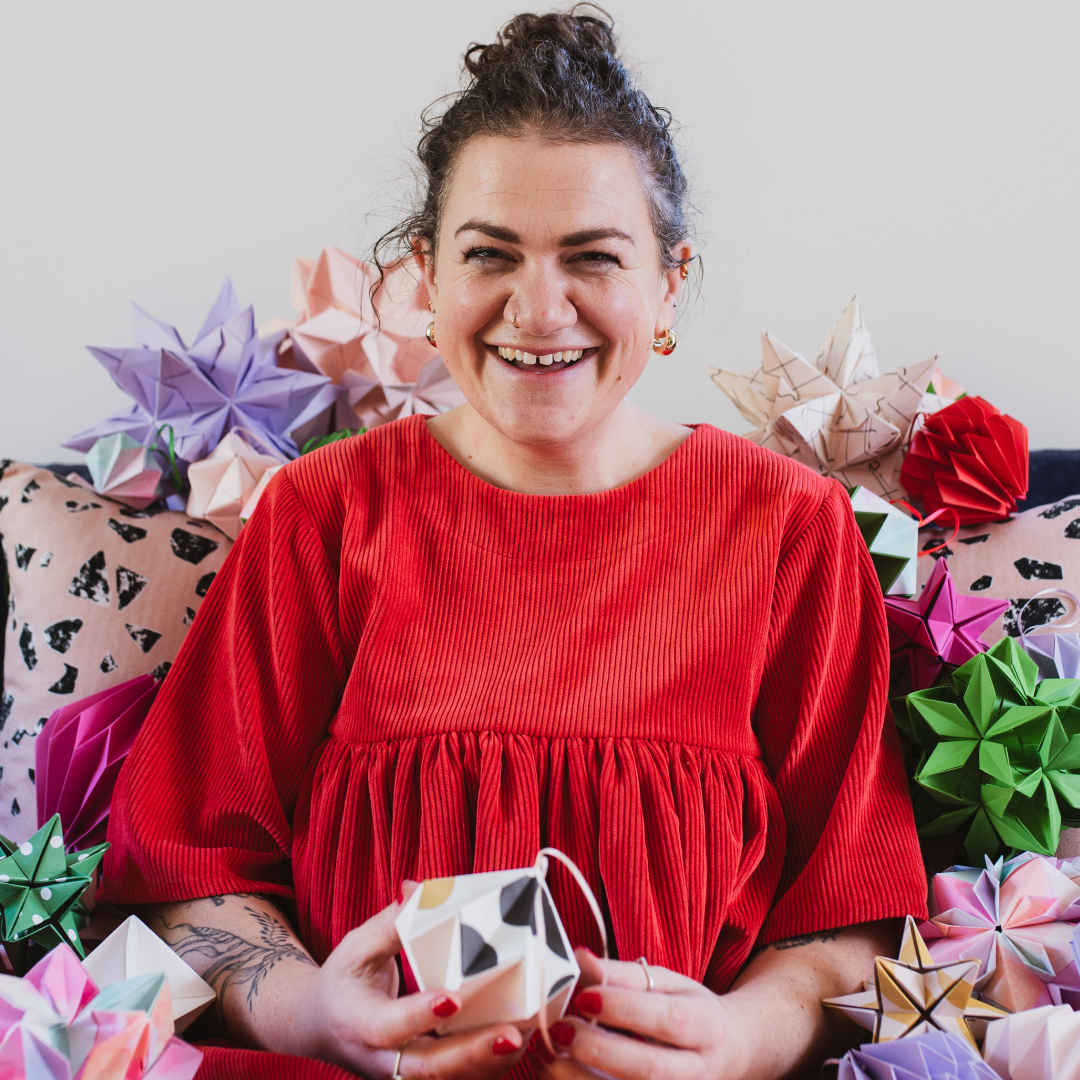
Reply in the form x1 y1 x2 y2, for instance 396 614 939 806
65 280 341 464
885 558 1008 690
836 1030 1000 1080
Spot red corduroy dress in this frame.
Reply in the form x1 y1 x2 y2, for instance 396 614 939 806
100 416 928 1080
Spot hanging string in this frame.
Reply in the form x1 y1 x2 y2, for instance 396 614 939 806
532 847 609 1057
1015 588 1080 642
891 499 961 557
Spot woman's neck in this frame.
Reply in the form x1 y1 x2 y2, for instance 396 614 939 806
425 402 693 495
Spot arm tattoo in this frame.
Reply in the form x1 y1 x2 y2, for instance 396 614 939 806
159 905 316 1012
769 927 846 951
207 893 270 907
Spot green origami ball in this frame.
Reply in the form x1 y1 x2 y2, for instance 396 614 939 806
0 814 108 956
895 637 1080 863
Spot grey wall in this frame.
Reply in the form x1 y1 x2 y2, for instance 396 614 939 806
2 0 1077 463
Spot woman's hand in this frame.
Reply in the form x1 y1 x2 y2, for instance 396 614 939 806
150 886 530 1079
533 953 748 1080
535 921 897 1080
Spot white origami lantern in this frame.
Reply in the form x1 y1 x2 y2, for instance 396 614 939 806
186 431 282 540
396 849 604 1043
83 915 215 1034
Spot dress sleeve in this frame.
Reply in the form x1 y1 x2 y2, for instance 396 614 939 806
754 480 927 943
99 468 351 905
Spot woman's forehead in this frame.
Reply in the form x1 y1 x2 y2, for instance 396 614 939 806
444 134 652 242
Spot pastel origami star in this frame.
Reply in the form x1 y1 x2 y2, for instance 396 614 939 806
186 431 282 540
921 853 1080 1013
823 916 1007 1047
885 558 1009 691
707 298 939 501
836 1030 1000 1080
894 637 1080 862
0 815 107 957
85 433 164 510
850 486 919 596
281 246 464 427
983 1003 1080 1080
65 280 340 465
1024 633 1080 682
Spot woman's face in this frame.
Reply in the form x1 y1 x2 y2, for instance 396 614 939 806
422 134 688 448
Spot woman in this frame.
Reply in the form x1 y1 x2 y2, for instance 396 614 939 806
100 8 928 1080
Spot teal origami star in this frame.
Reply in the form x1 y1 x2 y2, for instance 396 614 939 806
0 814 108 956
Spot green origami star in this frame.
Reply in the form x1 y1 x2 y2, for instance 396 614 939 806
0 814 108 956
895 637 1080 863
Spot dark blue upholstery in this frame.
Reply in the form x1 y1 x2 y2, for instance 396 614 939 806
1016 449 1080 512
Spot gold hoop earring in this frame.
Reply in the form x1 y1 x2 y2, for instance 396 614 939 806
679 264 690 280
425 321 437 348
652 328 677 355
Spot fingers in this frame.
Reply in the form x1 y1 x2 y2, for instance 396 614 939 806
572 984 714 1051
391 1024 531 1080
338 884 420 975
574 949 699 995
549 1018 703 1080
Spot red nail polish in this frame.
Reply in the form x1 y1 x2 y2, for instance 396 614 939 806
432 995 458 1018
550 1021 575 1047
493 1036 518 1056
576 990 602 1015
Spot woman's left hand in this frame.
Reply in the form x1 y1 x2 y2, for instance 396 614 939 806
534 951 748 1080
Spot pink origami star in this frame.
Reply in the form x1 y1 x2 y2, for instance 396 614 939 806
885 557 1008 690
920 853 1080 1014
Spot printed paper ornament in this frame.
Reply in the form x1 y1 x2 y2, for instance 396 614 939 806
823 916 1007 1046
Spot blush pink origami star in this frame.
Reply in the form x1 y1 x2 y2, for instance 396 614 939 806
920 853 1080 1014
884 557 1008 690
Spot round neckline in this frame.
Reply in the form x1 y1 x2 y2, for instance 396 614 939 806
416 415 704 502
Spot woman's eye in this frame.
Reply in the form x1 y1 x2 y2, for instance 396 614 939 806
463 247 512 265
574 251 620 267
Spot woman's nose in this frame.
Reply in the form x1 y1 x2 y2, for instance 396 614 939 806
506 263 577 336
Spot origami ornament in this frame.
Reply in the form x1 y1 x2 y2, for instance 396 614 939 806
65 280 340 465
36 675 161 852
1025 634 1080 682
84 434 163 510
900 396 1029 525
823 916 1007 1046
849 486 919 595
836 1030 1000 1080
895 637 1080 862
920 853 1080 1012
0 941 202 1079
983 1003 1080 1080
885 558 1008 691
396 848 605 1050
186 431 283 540
0 816 107 959
707 298 939 502
281 246 465 427
83 916 215 1034
238 463 284 530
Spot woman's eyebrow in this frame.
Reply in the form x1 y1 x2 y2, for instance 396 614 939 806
453 220 634 247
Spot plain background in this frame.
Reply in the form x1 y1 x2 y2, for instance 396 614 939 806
1 0 1077 464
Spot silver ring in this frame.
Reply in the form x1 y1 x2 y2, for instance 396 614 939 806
636 955 654 992
392 1037 412 1080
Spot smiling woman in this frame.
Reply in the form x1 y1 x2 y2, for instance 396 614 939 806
99 7 929 1080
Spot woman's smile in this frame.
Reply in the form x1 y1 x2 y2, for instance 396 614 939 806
492 344 592 372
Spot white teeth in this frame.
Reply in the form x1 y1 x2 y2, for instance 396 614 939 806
522 352 537 364
496 346 586 366
539 353 553 365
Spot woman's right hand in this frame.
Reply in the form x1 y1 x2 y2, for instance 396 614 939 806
290 882 531 1078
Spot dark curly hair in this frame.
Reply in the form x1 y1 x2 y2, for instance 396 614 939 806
373 5 694 279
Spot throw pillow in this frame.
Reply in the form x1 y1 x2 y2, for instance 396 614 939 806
0 461 233 841
915 494 1080 643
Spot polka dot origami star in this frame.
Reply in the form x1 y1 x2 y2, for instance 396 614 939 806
823 915 1007 1047
0 813 107 957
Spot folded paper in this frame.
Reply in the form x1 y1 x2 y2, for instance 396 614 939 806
238 464 284 530
396 854 591 1038
36 676 161 853
283 247 465 427
836 1030 1000 1080
65 280 340 466
85 434 163 510
885 558 1008 691
849 487 919 596
186 431 282 540
707 298 938 502
921 853 1080 1012
895 637 1080 862
900 396 1029 525
823 916 1006 1046
982 1003 1080 1080
1024 633 1080 682
83 916 214 1034
0 941 202 1079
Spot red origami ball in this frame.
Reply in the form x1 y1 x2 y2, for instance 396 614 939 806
900 396 1028 525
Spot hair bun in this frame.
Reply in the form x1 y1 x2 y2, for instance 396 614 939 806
464 5 619 80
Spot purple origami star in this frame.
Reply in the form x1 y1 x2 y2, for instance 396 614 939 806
885 558 1008 690
65 280 341 464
